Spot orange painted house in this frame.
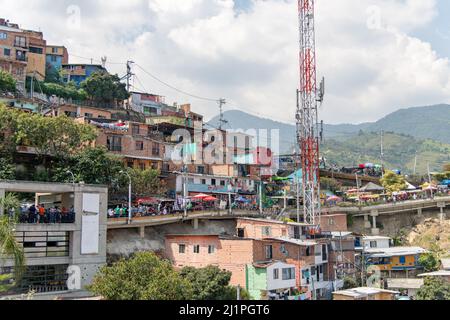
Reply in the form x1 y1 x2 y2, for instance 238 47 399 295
164 234 317 290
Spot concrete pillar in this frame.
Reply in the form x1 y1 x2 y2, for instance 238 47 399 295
193 218 199 230
0 188 5 216
364 215 371 229
139 226 146 239
371 210 380 236
417 208 423 217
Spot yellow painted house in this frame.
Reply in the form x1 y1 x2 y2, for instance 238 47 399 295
365 247 427 271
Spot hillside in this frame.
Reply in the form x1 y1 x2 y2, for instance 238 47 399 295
208 106 450 174
208 104 450 149
321 131 450 174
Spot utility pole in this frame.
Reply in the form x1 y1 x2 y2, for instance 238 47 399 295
259 178 263 216
218 99 227 130
380 130 384 175
356 173 361 206
413 152 418 176
427 163 434 199
126 60 135 94
30 71 35 100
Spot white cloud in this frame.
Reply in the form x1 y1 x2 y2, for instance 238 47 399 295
0 0 449 125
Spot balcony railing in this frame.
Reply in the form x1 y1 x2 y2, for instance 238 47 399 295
15 212 76 224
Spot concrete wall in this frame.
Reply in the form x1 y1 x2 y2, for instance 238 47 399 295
0 181 108 291
107 219 237 259
350 208 446 237
246 265 267 300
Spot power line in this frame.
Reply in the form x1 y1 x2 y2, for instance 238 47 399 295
69 53 124 65
134 63 219 103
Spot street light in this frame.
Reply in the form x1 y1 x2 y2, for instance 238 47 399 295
120 170 132 225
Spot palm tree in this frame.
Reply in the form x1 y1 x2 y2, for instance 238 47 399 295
0 193 25 292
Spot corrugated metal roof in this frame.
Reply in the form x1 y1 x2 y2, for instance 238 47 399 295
271 237 317 246
418 270 450 277
387 278 424 289
365 247 427 257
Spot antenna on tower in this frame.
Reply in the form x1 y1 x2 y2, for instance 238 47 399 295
218 99 228 130
318 77 325 103
296 0 323 228
101 56 107 68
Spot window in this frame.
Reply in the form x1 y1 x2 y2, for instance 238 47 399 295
14 36 26 47
107 136 122 152
306 247 311 257
264 245 273 260
135 141 144 151
16 50 26 61
273 269 279 280
51 55 57 62
152 143 160 156
399 256 406 264
179 244 186 254
201 179 206 185
84 113 93 118
188 178 194 184
139 163 146 170
237 228 245 238
322 244 328 261
370 241 377 248
211 179 216 186
208 245 215 254
29 46 43 54
220 180 226 186
282 268 295 281
52 47 58 53
127 162 134 168
0 32 7 40
294 226 301 239
193 245 200 254
197 166 205 174
319 265 323 274
262 226 272 237
132 124 140 135
3 48 10 56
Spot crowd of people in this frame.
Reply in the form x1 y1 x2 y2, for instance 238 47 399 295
107 204 176 219
14 204 76 224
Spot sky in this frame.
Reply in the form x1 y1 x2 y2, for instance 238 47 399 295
1 0 450 125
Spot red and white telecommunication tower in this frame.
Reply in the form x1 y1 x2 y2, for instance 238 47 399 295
296 0 324 227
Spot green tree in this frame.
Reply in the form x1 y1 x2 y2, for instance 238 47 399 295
88 252 192 300
380 170 407 194
342 276 359 290
129 168 166 197
44 64 64 84
14 111 97 161
419 252 440 273
180 266 235 300
0 194 25 293
0 70 16 93
0 157 15 180
52 147 125 187
81 72 129 105
416 277 450 300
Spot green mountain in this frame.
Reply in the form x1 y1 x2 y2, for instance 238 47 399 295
207 104 450 174
321 131 450 174
208 104 450 146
